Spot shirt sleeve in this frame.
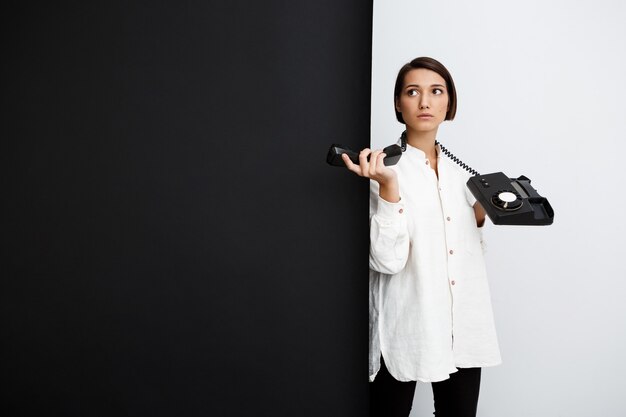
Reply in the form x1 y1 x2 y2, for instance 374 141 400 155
369 180 410 274
464 176 477 207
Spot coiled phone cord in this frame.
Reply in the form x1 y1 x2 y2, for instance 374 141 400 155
400 131 480 176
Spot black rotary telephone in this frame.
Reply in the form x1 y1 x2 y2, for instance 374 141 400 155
326 133 554 226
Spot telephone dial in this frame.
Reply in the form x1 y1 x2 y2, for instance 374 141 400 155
326 133 554 226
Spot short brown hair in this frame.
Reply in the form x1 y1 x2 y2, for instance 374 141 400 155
393 57 457 123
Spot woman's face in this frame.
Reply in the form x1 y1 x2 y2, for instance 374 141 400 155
395 68 449 133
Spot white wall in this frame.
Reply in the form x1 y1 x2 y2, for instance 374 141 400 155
371 1 626 416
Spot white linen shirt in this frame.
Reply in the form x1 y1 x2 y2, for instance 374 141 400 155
369 142 501 383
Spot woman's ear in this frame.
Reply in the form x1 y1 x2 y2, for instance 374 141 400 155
395 97 401 113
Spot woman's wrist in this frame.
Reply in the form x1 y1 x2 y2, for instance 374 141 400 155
379 178 400 203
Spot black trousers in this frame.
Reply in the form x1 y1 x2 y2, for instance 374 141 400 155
369 357 482 417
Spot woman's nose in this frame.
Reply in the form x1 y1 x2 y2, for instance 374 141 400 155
419 97 430 109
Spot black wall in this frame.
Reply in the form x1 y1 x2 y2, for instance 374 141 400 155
2 1 371 416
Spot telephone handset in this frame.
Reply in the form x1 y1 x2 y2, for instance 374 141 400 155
326 144 403 167
326 132 554 226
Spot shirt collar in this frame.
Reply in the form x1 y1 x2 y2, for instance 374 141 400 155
398 139 442 160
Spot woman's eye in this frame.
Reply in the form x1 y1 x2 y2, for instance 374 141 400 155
407 89 418 96
433 88 443 95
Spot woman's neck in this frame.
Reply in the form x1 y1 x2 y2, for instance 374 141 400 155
405 127 438 160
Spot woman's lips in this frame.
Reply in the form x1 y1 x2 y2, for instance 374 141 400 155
417 113 433 119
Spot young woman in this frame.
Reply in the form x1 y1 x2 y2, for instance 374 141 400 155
342 57 501 417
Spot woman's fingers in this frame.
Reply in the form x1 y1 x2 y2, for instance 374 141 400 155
341 153 362 175
342 148 390 180
375 151 388 171
368 150 385 177
358 148 371 172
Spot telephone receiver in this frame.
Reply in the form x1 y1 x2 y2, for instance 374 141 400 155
326 144 403 167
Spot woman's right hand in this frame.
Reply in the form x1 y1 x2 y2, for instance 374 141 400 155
341 148 400 203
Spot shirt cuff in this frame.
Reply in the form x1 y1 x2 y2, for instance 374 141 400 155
465 186 477 207
375 195 405 219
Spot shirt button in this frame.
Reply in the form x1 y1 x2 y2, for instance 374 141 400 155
425 160 429 165
449 249 454 255
451 280 456 286
446 216 451 221
398 208 404 214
